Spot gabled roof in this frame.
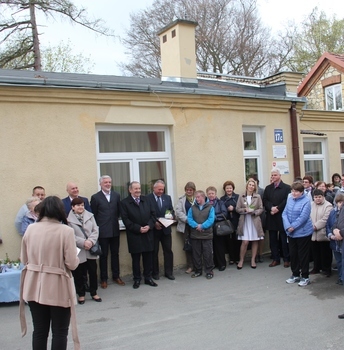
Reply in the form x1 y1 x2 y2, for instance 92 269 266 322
298 52 344 96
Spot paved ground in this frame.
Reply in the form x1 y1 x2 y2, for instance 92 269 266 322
1 258 344 350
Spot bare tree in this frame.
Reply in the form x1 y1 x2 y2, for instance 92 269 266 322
0 0 113 71
119 0 281 78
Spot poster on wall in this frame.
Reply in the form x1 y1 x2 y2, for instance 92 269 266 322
272 161 289 174
273 145 287 158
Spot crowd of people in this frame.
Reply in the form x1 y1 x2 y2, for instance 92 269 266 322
16 170 344 349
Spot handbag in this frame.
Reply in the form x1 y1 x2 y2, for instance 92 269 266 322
215 214 235 236
79 226 102 256
183 237 192 252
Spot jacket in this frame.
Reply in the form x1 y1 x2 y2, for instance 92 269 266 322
310 199 333 241
147 193 174 235
90 190 121 238
175 194 189 233
212 198 227 222
263 181 291 231
236 193 264 238
20 211 37 236
120 195 156 254
20 217 80 349
326 208 342 252
282 193 313 238
187 199 215 240
220 193 240 230
68 209 99 262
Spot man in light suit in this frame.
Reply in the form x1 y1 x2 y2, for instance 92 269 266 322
61 182 91 215
90 175 124 289
148 180 175 280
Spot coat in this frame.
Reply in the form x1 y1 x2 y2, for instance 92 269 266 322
68 209 99 263
120 195 156 254
310 199 333 241
175 194 188 233
20 217 80 349
147 192 175 235
263 181 291 232
220 193 240 230
282 193 313 238
90 190 121 238
236 193 264 238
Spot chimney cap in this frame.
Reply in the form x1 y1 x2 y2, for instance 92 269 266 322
157 19 198 36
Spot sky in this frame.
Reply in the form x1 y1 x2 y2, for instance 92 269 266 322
33 0 343 75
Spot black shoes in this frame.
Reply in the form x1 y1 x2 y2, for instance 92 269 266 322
218 266 226 271
78 298 85 305
338 314 344 319
145 279 158 287
152 274 160 280
133 281 140 289
92 296 102 302
165 274 175 280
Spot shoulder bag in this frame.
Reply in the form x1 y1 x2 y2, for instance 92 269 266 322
79 226 102 256
215 214 235 236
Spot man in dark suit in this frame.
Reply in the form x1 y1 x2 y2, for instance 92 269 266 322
148 180 175 280
61 182 91 215
263 168 291 268
120 181 157 289
90 175 124 289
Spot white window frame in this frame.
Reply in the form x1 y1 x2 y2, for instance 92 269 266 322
96 125 174 199
242 127 265 186
303 138 328 182
325 84 343 111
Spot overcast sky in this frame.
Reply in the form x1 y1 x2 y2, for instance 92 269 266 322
36 0 342 75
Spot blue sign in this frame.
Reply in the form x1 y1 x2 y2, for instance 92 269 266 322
274 129 283 143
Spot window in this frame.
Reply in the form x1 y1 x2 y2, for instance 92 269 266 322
325 84 343 111
303 139 327 181
340 140 344 175
96 126 173 199
242 128 265 184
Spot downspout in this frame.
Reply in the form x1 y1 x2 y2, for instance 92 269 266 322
289 102 301 178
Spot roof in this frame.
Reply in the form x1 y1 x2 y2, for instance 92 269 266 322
298 52 344 96
0 68 305 103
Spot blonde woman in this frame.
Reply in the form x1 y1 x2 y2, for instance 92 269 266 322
236 179 264 269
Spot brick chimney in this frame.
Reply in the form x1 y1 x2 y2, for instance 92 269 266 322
157 19 198 87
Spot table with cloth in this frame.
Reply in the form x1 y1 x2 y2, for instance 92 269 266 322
0 267 22 303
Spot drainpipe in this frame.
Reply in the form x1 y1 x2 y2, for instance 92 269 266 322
289 102 301 179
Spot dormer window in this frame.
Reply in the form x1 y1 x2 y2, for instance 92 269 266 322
325 84 343 111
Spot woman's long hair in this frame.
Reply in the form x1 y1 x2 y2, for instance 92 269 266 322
37 196 68 225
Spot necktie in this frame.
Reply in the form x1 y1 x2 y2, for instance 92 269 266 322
157 196 162 209
135 197 140 205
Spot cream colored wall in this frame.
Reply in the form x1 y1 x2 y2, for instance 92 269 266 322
0 86 297 274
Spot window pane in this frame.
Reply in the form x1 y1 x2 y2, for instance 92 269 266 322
243 132 257 150
335 85 343 110
304 160 323 182
325 87 334 110
303 142 322 155
99 131 165 153
342 159 344 175
245 159 258 181
139 161 167 195
100 162 130 199
340 142 344 153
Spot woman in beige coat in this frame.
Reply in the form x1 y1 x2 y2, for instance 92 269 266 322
68 197 101 304
236 178 264 269
20 196 80 350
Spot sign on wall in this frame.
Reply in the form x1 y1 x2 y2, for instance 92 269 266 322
274 129 283 143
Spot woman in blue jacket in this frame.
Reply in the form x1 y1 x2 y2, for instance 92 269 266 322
282 182 313 286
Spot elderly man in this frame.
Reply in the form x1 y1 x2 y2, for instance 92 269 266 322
15 186 45 233
263 168 291 267
147 180 175 280
121 181 157 289
62 182 91 215
90 175 124 289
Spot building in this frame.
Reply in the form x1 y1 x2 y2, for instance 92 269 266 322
298 52 344 180
0 20 306 271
